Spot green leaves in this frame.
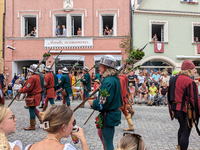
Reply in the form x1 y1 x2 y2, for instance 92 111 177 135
130 50 145 60
100 89 110 97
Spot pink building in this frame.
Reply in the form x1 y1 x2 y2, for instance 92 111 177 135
4 0 131 80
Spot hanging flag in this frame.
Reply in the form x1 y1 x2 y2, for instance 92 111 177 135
198 44 200 54
154 43 164 53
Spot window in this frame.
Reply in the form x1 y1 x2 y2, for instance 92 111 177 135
149 20 168 43
71 16 82 36
99 14 117 36
21 15 37 37
183 0 194 2
193 24 200 43
53 14 83 37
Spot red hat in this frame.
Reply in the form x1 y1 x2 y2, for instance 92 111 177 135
181 60 195 70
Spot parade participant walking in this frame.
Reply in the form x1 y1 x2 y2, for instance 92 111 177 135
57 67 72 108
168 60 200 150
117 67 134 131
42 66 55 112
92 55 122 150
80 67 91 108
19 64 42 130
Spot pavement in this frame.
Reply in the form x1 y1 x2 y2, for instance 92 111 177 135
5 99 200 150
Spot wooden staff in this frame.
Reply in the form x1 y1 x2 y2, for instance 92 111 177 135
84 110 95 125
50 50 62 69
73 89 99 112
8 48 52 107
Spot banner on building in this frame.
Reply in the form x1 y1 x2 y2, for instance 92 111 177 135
44 38 93 49
198 44 200 54
154 43 164 53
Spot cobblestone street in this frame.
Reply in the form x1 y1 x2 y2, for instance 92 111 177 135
5 99 200 150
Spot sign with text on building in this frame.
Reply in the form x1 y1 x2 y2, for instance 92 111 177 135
44 38 93 49
154 43 164 53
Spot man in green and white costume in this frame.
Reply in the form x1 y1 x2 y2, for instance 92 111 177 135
92 55 122 150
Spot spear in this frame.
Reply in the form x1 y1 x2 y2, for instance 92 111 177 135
73 89 99 112
50 50 62 69
8 48 52 107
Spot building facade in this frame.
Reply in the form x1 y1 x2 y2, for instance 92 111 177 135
4 0 131 80
133 0 200 74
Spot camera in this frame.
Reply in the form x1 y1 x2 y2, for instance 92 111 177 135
7 45 15 50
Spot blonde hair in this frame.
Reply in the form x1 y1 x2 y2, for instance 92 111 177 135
40 105 73 134
102 67 118 78
62 25 65 28
116 134 145 150
179 69 193 77
0 106 10 124
163 71 168 75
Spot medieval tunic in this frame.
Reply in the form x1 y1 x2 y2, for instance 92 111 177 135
19 74 42 106
81 73 91 92
92 75 122 150
44 72 55 98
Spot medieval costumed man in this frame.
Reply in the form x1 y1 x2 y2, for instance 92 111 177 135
19 64 42 130
57 67 72 108
91 55 122 150
168 60 200 150
80 67 91 108
117 66 134 131
42 66 55 112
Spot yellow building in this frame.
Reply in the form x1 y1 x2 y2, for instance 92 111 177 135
0 0 4 73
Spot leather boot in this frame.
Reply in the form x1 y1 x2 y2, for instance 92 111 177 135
62 103 66 106
39 103 44 108
42 105 47 112
24 119 36 130
68 106 71 109
123 114 134 131
126 104 135 118
177 145 180 150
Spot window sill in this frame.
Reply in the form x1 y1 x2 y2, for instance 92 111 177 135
24 36 37 38
149 42 168 44
192 42 200 44
180 1 199 5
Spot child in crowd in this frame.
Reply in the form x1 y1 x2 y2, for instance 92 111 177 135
147 82 158 106
115 133 145 150
7 83 13 97
156 82 168 106
129 83 135 104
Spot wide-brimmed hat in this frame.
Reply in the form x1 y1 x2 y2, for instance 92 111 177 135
99 55 117 69
82 67 89 72
94 79 100 84
62 67 69 74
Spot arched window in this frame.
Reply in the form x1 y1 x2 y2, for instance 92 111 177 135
141 60 174 75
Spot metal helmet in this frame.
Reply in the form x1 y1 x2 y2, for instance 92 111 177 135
62 67 69 74
116 66 123 73
27 64 39 73
44 65 51 72
82 66 89 72
99 55 117 69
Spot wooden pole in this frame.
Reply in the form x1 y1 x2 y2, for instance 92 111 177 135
84 110 95 125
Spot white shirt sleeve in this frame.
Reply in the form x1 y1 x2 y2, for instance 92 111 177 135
9 140 23 150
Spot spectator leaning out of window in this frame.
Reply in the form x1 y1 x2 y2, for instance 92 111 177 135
152 34 158 42
151 70 160 89
194 37 199 43
55 25 61 36
77 27 82 35
103 25 110 35
62 25 66 36
28 27 37 36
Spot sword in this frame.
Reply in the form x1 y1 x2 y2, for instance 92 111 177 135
8 48 52 107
